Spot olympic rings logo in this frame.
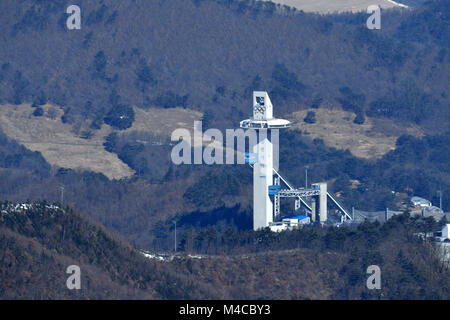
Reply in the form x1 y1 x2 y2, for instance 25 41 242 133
254 104 266 114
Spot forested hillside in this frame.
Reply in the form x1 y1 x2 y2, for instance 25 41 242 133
0 0 448 132
172 212 450 299
0 0 448 258
2 201 449 299
0 201 217 299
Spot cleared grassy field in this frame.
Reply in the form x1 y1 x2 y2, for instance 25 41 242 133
0 103 134 179
125 106 203 139
288 108 423 159
0 101 423 176
0 104 202 179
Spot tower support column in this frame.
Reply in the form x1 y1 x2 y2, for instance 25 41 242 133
318 183 327 223
311 198 316 222
253 129 273 230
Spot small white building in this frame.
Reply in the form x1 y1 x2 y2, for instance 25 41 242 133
269 222 288 232
282 216 310 227
411 196 432 208
269 215 310 232
434 224 450 242
442 224 450 241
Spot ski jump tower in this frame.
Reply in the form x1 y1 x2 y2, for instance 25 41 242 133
240 92 291 230
240 92 353 231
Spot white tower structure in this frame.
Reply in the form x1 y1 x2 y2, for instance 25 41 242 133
312 182 327 224
240 92 291 230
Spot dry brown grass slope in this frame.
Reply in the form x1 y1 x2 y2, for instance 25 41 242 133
288 108 423 159
0 103 202 179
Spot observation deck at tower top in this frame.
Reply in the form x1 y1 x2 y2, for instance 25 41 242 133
240 118 291 129
240 91 291 129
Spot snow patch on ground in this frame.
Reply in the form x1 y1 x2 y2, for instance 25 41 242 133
140 251 206 262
